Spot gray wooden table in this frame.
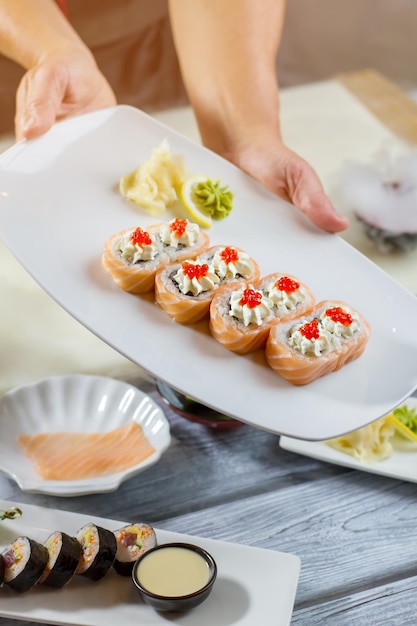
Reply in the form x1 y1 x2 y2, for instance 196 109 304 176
0 375 416 626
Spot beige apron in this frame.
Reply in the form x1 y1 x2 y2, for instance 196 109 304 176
0 0 188 135
2 0 417 136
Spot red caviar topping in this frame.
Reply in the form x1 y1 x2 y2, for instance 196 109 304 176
170 218 188 237
239 288 263 309
220 246 239 264
130 227 152 247
325 307 352 326
182 262 209 280
276 276 300 293
299 319 320 340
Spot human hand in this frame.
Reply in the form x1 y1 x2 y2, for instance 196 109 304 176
15 49 116 141
228 138 349 234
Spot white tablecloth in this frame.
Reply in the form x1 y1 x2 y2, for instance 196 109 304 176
0 79 415 392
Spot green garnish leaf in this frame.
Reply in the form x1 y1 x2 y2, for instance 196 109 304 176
393 404 417 434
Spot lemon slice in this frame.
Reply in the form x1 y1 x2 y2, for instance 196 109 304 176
387 414 417 443
179 175 213 229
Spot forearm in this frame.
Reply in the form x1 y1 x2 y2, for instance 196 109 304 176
168 0 285 156
0 0 90 69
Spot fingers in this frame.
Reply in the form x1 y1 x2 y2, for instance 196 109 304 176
289 161 349 234
15 63 64 141
228 139 349 234
14 54 117 142
298 192 349 233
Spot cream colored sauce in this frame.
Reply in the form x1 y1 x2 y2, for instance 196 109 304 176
136 546 210 596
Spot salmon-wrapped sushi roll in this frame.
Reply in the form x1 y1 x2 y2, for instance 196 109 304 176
257 273 315 322
265 300 371 385
156 218 210 262
209 282 276 354
155 258 221 324
102 224 169 294
203 244 260 286
155 245 259 324
209 272 314 354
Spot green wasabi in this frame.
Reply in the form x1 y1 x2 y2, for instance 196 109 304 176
193 178 234 220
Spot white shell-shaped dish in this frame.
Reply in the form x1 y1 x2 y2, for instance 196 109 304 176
0 374 171 496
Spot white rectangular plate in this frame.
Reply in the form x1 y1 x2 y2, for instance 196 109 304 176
0 105 416 440
0 500 300 626
280 397 417 483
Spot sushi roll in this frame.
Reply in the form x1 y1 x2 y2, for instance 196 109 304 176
209 272 314 355
102 224 169 294
38 531 82 588
209 282 276 354
155 245 260 324
204 245 260 286
265 300 370 385
155 218 210 262
257 273 315 322
75 523 117 581
113 523 157 576
155 258 221 324
2 536 49 593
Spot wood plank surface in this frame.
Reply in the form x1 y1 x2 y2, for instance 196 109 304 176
338 68 417 144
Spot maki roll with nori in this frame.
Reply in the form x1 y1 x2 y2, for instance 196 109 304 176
2 536 49 592
113 523 157 576
0 553 4 585
75 523 117 581
38 531 81 588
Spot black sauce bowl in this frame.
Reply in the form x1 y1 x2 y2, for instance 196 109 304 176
132 542 217 612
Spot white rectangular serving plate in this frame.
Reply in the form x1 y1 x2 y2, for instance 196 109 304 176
0 105 416 440
0 499 300 626
280 396 417 482
280 435 417 483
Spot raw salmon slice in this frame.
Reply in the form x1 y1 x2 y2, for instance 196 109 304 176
18 421 156 480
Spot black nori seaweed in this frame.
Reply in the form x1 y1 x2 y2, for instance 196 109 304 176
41 532 82 588
77 524 117 582
0 553 4 585
113 558 135 577
3 537 49 593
